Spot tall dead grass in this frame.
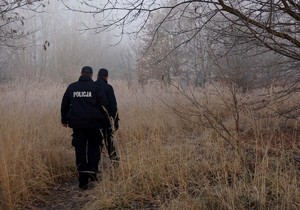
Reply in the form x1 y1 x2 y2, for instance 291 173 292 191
87 81 300 210
0 81 74 209
0 80 299 209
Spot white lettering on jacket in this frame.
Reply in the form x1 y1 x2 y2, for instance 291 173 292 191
73 91 92 97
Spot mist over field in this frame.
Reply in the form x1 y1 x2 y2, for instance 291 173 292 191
0 1 300 209
0 1 133 84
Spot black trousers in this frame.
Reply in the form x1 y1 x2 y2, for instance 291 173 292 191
102 127 119 161
72 128 102 174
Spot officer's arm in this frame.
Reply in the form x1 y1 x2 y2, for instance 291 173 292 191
107 85 118 118
61 86 71 126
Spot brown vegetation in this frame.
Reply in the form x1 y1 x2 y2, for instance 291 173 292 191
0 80 299 209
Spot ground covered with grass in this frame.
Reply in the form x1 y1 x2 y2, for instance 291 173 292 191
0 80 299 210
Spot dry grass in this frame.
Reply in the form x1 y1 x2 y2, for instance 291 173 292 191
0 81 74 209
87 81 300 210
0 80 299 209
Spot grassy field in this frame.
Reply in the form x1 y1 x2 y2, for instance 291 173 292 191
0 80 299 209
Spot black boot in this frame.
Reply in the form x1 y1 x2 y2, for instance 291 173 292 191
79 173 89 190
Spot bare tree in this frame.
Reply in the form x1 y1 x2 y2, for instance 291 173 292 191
62 0 300 59
63 0 300 119
0 0 47 47
62 1 300 91
0 0 47 82
133 1 212 86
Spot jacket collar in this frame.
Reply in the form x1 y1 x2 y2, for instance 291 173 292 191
97 78 108 84
79 75 93 81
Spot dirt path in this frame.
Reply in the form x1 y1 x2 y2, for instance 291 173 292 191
25 177 97 210
22 129 121 209
24 155 113 210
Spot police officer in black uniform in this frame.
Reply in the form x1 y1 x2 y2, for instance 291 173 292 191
61 66 107 190
95 68 120 162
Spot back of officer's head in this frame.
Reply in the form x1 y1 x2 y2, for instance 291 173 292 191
81 66 93 77
97 68 108 80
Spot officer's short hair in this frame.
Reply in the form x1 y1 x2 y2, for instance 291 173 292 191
98 68 108 79
81 66 93 76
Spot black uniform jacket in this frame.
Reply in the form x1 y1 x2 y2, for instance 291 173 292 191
95 78 118 119
61 76 107 128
